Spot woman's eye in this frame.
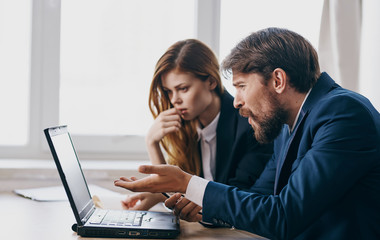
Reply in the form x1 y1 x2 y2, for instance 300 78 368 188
179 87 188 92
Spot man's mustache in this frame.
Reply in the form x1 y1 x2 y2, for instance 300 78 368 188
239 108 253 119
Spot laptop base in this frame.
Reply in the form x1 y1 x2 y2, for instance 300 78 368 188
77 225 179 239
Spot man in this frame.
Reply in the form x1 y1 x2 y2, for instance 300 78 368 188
115 28 380 239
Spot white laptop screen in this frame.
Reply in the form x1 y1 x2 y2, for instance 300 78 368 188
50 130 92 217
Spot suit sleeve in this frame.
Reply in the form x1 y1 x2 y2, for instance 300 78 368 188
201 96 380 239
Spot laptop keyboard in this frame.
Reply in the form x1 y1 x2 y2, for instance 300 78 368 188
89 210 146 227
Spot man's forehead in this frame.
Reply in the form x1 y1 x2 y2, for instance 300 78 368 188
232 73 250 83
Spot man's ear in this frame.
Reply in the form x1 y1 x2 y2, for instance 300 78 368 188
272 68 287 94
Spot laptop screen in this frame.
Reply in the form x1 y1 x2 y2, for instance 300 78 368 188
45 126 93 222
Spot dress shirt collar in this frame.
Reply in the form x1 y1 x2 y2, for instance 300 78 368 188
289 88 312 133
197 112 220 142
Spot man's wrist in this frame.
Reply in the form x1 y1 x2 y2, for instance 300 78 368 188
185 176 210 207
181 172 193 193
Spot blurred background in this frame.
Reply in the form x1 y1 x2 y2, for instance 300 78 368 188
1 0 378 161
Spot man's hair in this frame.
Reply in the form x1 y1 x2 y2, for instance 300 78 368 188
222 27 321 92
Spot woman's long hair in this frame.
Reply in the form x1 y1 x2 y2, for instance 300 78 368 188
148 39 223 175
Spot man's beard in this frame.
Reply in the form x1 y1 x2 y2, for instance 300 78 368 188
253 106 288 144
240 97 288 144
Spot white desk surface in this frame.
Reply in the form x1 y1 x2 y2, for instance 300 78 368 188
0 184 267 240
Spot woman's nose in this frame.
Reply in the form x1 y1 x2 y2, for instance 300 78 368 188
171 92 181 104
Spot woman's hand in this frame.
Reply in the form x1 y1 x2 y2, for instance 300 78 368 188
146 108 181 145
121 192 166 211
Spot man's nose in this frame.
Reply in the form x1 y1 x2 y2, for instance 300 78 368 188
233 95 243 109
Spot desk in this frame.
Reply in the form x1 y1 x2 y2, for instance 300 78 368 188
0 189 267 240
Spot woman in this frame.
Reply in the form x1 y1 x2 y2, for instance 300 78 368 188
122 39 273 214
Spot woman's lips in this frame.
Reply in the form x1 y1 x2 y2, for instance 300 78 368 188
178 108 187 114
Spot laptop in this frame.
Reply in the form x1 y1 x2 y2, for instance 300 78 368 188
44 125 180 238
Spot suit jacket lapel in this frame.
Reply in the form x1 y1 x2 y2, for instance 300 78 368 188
274 110 307 194
273 72 337 194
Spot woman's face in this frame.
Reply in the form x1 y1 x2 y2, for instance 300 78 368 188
161 70 216 121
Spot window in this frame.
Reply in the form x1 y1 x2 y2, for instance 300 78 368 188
58 0 196 159
0 0 325 160
0 0 31 146
60 0 196 136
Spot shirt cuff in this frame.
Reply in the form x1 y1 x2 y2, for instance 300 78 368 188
185 175 210 207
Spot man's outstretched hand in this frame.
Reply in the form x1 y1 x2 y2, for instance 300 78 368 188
114 164 193 194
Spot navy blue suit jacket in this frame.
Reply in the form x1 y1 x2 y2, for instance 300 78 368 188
202 73 380 239
208 91 273 190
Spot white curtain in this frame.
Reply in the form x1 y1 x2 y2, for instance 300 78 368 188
319 0 380 111
318 0 362 90
359 0 380 111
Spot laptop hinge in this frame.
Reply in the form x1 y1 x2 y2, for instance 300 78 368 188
81 206 96 224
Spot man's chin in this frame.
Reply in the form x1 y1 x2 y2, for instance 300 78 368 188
254 125 284 144
255 133 272 144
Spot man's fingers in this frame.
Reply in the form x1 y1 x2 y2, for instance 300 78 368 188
164 193 182 209
138 164 172 175
114 179 144 192
170 197 202 222
172 197 191 216
119 177 134 182
173 196 191 211
114 165 188 193
138 165 158 174
187 206 203 222
179 203 198 220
